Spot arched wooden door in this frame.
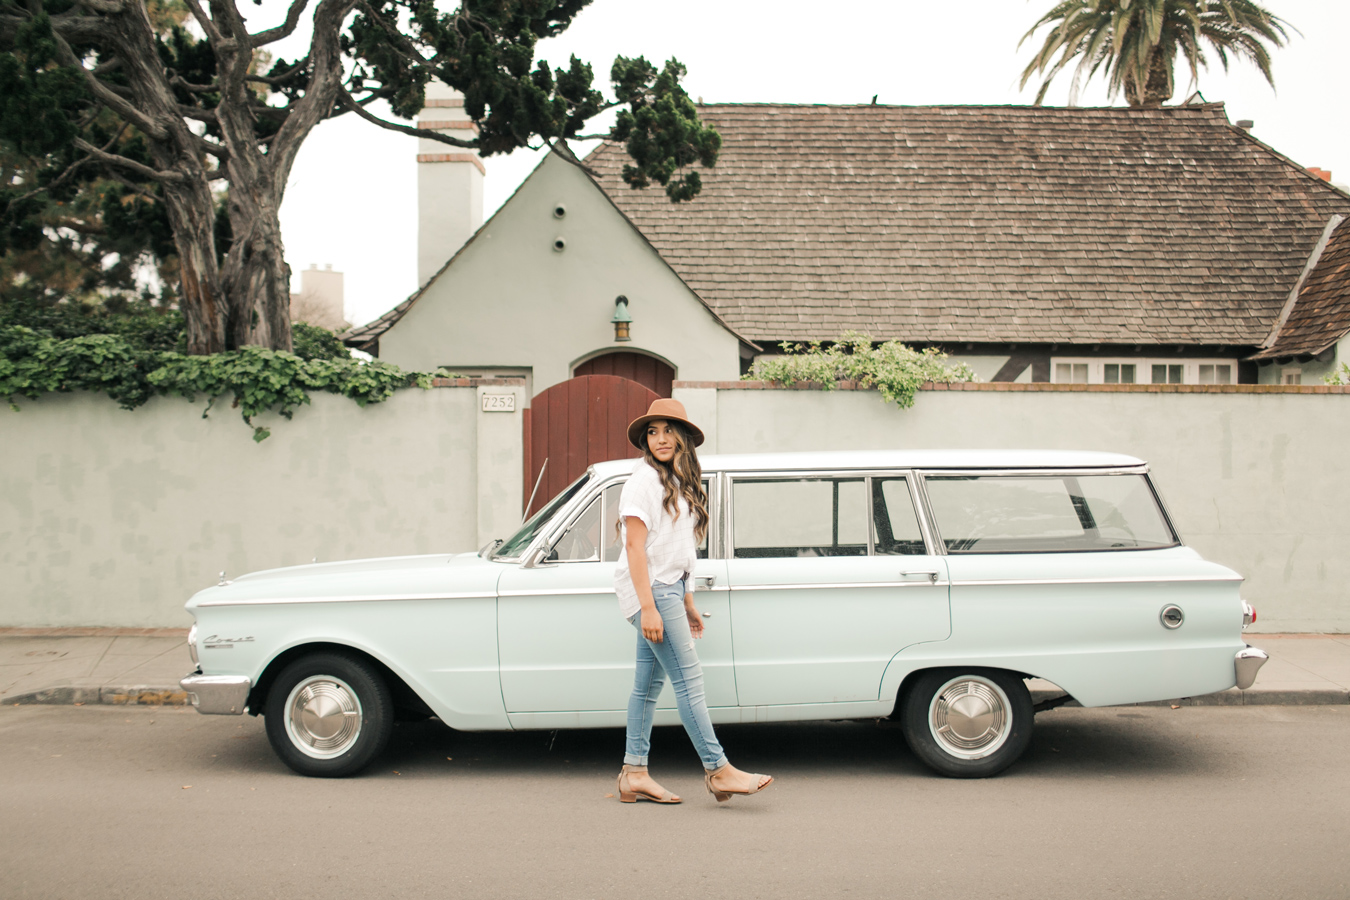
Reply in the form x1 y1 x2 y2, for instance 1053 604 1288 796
523 375 660 516
573 352 674 398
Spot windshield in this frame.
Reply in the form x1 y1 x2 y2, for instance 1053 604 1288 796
492 473 592 560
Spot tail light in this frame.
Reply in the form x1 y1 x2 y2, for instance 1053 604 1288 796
1242 602 1256 630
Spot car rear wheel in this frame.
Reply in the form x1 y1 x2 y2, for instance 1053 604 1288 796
264 652 393 777
900 668 1033 778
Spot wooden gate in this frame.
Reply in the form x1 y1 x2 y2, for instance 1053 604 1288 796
523 375 660 517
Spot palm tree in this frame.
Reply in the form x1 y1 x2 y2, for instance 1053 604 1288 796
1019 0 1295 108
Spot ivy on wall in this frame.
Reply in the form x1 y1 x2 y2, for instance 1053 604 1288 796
747 331 977 408
0 305 448 442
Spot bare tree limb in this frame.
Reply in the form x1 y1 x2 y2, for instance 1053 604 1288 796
171 73 218 93
181 0 224 43
74 138 187 182
250 0 312 47
334 86 476 147
46 28 170 141
244 56 310 85
75 0 125 14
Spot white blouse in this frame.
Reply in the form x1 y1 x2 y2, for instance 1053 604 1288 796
613 460 699 618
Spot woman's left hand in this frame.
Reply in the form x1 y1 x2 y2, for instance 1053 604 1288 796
684 593 704 639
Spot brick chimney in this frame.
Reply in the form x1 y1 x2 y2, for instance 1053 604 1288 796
417 82 484 286
1308 167 1332 182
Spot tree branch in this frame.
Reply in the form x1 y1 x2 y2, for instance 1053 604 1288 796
250 0 312 47
171 73 218 93
74 138 186 182
354 0 426 63
75 0 125 14
47 28 170 141
245 56 309 85
334 87 476 147
181 0 225 43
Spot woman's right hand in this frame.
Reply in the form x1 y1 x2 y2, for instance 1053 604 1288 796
640 608 664 643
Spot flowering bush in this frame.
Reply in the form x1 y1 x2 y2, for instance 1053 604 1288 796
1324 363 1349 386
747 331 977 409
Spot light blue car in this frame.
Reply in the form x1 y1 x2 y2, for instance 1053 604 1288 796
181 450 1266 778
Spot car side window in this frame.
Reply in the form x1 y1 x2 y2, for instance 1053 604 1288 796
550 494 602 562
924 474 1176 553
872 478 927 555
732 477 868 558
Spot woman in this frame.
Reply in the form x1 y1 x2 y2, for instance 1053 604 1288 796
614 398 773 804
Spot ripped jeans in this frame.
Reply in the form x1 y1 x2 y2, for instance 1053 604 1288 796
624 579 729 771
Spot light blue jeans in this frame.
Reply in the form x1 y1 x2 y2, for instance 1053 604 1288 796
624 579 729 771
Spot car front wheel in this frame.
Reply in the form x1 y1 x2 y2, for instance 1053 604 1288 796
264 652 394 777
900 668 1033 778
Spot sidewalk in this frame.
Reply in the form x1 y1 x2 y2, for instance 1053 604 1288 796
2 629 1347 708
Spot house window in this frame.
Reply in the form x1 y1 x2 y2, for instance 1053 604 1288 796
1103 364 1136 384
1197 364 1233 385
1054 363 1089 384
1051 358 1238 385
1151 364 1183 384
1282 368 1302 385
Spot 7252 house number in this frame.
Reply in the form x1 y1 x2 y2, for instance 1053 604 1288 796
481 394 517 412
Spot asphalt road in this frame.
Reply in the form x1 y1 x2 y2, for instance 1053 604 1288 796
2 703 1347 900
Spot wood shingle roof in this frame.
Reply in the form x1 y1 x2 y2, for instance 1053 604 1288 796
1250 215 1350 360
585 103 1350 346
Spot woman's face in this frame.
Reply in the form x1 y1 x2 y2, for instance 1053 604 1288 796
646 419 678 463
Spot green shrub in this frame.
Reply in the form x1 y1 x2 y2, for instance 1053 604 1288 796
0 299 448 442
747 331 977 408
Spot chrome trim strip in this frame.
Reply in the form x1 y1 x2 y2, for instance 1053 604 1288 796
500 587 617 597
916 466 1150 477
197 591 496 607
949 575 1244 587
729 581 950 591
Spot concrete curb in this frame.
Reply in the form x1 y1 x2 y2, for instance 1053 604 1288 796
9 685 189 707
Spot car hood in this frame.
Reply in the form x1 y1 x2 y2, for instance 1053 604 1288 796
185 551 503 610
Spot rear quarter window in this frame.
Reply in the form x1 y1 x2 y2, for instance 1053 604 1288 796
924 474 1177 553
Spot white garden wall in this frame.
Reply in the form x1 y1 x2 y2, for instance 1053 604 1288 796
4 378 1347 631
676 381 1350 634
0 380 525 627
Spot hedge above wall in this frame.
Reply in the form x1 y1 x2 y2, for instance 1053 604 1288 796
0 310 448 441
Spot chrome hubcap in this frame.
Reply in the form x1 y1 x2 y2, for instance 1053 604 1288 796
284 675 362 759
928 676 1012 760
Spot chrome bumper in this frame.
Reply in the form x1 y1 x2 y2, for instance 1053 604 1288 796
1234 646 1269 691
180 672 251 715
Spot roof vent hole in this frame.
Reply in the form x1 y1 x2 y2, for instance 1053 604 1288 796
553 204 566 219
553 237 566 252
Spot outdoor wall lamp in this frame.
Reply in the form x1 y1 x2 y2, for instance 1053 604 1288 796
611 295 632 342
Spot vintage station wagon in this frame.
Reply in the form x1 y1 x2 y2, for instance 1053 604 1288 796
181 450 1267 778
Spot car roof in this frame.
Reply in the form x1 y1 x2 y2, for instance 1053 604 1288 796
589 449 1145 478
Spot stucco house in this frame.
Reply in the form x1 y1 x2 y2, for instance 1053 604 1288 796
346 98 1350 393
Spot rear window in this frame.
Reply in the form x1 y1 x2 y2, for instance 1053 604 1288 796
923 474 1177 553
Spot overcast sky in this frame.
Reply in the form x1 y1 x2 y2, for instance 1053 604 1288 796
273 0 1349 328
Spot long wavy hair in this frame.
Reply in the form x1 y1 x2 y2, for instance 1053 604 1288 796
636 419 709 543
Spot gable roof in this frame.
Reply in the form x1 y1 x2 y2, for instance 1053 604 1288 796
585 103 1350 347
341 144 755 353
1249 215 1350 360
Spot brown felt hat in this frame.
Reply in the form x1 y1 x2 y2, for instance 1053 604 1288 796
627 398 705 449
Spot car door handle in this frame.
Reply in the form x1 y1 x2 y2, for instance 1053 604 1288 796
693 575 716 591
900 569 940 583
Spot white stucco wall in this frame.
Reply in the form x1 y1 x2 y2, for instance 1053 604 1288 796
675 384 1350 633
379 149 743 397
0 384 523 627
